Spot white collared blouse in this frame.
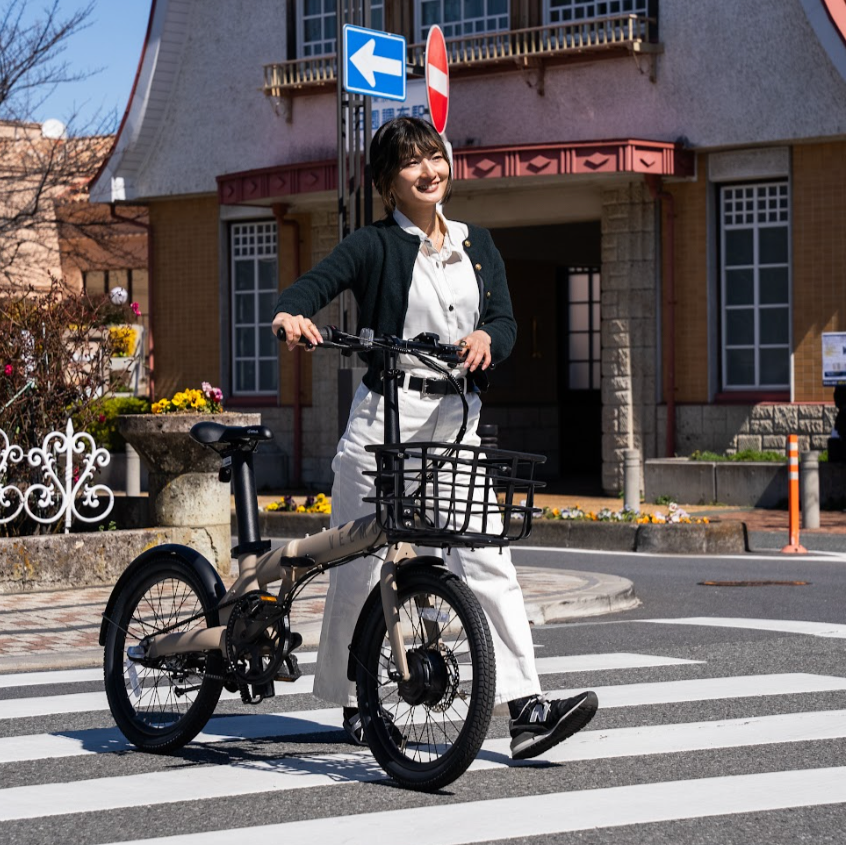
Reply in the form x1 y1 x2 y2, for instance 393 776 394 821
392 208 480 378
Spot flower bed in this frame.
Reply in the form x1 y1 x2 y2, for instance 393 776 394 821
265 493 331 514
541 502 709 525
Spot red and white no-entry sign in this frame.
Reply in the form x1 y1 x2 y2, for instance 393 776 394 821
425 25 449 135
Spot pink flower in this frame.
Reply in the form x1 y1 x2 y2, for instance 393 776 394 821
201 381 212 395
213 388 223 402
130 302 141 317
98 414 107 423
3 364 11 376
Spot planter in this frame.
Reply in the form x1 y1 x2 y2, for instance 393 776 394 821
249 510 748 554
119 412 261 574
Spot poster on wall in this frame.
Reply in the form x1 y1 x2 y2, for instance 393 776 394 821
822 332 846 385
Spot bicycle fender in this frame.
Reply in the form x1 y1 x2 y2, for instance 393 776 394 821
99 544 226 646
346 556 446 682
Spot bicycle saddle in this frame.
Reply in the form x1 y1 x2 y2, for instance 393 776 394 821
190 421 274 445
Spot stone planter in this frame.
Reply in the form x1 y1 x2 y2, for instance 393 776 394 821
119 412 260 574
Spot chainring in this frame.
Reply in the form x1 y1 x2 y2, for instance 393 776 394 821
224 592 291 686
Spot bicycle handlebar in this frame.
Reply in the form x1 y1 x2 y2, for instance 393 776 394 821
276 325 464 366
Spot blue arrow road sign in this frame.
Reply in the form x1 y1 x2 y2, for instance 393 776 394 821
343 24 407 101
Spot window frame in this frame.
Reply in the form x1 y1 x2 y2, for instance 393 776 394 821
718 180 792 393
543 0 649 25
230 220 279 398
415 0 511 43
296 0 385 58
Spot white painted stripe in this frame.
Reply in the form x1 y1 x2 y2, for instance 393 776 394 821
0 652 695 720
0 652 319 689
5 711 846 822
479 708 846 765
427 63 448 96
94 767 846 845
563 673 846 708
0 654 700 765
0 707 345 764
0 677 315 720
0 668 103 688
640 616 846 638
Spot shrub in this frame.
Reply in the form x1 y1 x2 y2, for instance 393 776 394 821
80 396 151 452
690 449 786 462
0 280 137 535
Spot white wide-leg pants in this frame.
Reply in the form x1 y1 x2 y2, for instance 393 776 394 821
311 381 542 707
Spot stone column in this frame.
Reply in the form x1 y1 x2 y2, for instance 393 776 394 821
600 182 659 495
119 413 261 576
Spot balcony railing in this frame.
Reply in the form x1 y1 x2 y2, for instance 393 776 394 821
263 13 659 98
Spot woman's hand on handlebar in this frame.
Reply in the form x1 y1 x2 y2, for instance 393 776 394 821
272 312 325 351
458 330 492 372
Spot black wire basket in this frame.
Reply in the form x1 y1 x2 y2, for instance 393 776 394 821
363 441 546 547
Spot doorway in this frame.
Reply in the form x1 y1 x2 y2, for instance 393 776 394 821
484 222 602 487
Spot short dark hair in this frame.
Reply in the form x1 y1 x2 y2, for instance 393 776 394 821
370 117 452 214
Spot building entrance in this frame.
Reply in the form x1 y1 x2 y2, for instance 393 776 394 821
483 222 602 487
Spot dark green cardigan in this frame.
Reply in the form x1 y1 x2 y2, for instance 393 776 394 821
273 215 517 392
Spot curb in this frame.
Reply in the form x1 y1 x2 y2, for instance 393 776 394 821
523 571 640 624
248 512 749 555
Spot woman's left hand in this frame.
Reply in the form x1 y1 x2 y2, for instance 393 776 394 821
458 330 492 372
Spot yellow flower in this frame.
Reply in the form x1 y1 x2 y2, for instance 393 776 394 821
296 505 306 513
266 502 279 511
552 507 560 517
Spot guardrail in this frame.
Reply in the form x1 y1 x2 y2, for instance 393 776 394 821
262 13 656 95
0 419 114 533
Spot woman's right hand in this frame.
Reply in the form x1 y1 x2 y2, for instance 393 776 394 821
271 312 324 351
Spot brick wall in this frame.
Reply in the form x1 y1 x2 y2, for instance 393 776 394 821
149 196 220 401
664 158 709 404
793 141 846 402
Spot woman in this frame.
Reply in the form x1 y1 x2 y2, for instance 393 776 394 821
271 116 597 760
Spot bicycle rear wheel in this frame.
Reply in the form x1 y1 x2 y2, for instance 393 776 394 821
355 561 495 792
103 556 224 752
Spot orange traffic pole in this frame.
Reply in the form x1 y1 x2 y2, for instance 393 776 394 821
781 434 807 554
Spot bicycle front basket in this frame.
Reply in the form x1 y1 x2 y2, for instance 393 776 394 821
363 441 546 547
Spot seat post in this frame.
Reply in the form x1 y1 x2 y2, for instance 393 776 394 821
231 449 261 548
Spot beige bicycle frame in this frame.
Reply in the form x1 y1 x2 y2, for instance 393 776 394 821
144 513 416 681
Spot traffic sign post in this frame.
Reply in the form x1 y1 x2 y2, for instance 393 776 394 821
343 24 407 101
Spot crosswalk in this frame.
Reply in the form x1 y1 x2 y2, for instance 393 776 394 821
2 621 846 844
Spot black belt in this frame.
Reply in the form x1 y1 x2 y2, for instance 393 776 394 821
399 372 470 395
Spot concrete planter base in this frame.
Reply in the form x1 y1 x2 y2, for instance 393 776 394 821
646 458 846 508
250 512 749 555
0 526 231 593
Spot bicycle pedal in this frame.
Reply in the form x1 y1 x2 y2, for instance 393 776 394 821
274 653 302 682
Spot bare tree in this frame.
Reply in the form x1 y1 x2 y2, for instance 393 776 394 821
0 0 143 290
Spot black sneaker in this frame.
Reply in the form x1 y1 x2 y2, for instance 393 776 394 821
342 707 405 748
509 691 598 760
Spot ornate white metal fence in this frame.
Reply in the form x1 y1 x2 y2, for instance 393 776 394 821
0 419 114 533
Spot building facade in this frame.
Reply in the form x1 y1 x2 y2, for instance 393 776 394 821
91 0 846 493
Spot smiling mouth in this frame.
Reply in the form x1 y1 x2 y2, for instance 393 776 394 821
416 182 440 192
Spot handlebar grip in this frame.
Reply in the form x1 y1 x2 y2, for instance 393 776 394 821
276 325 334 344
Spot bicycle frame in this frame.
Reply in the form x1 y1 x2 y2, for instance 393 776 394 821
141 332 454 681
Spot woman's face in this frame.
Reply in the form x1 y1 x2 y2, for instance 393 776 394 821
391 147 450 216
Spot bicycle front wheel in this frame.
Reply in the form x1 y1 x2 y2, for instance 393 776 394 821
103 556 224 752
355 561 495 792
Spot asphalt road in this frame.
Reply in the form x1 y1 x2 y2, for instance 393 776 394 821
2 547 846 845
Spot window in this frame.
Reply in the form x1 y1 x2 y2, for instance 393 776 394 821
566 267 601 390
545 0 648 24
231 222 278 396
720 182 790 391
298 0 384 58
417 0 510 41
